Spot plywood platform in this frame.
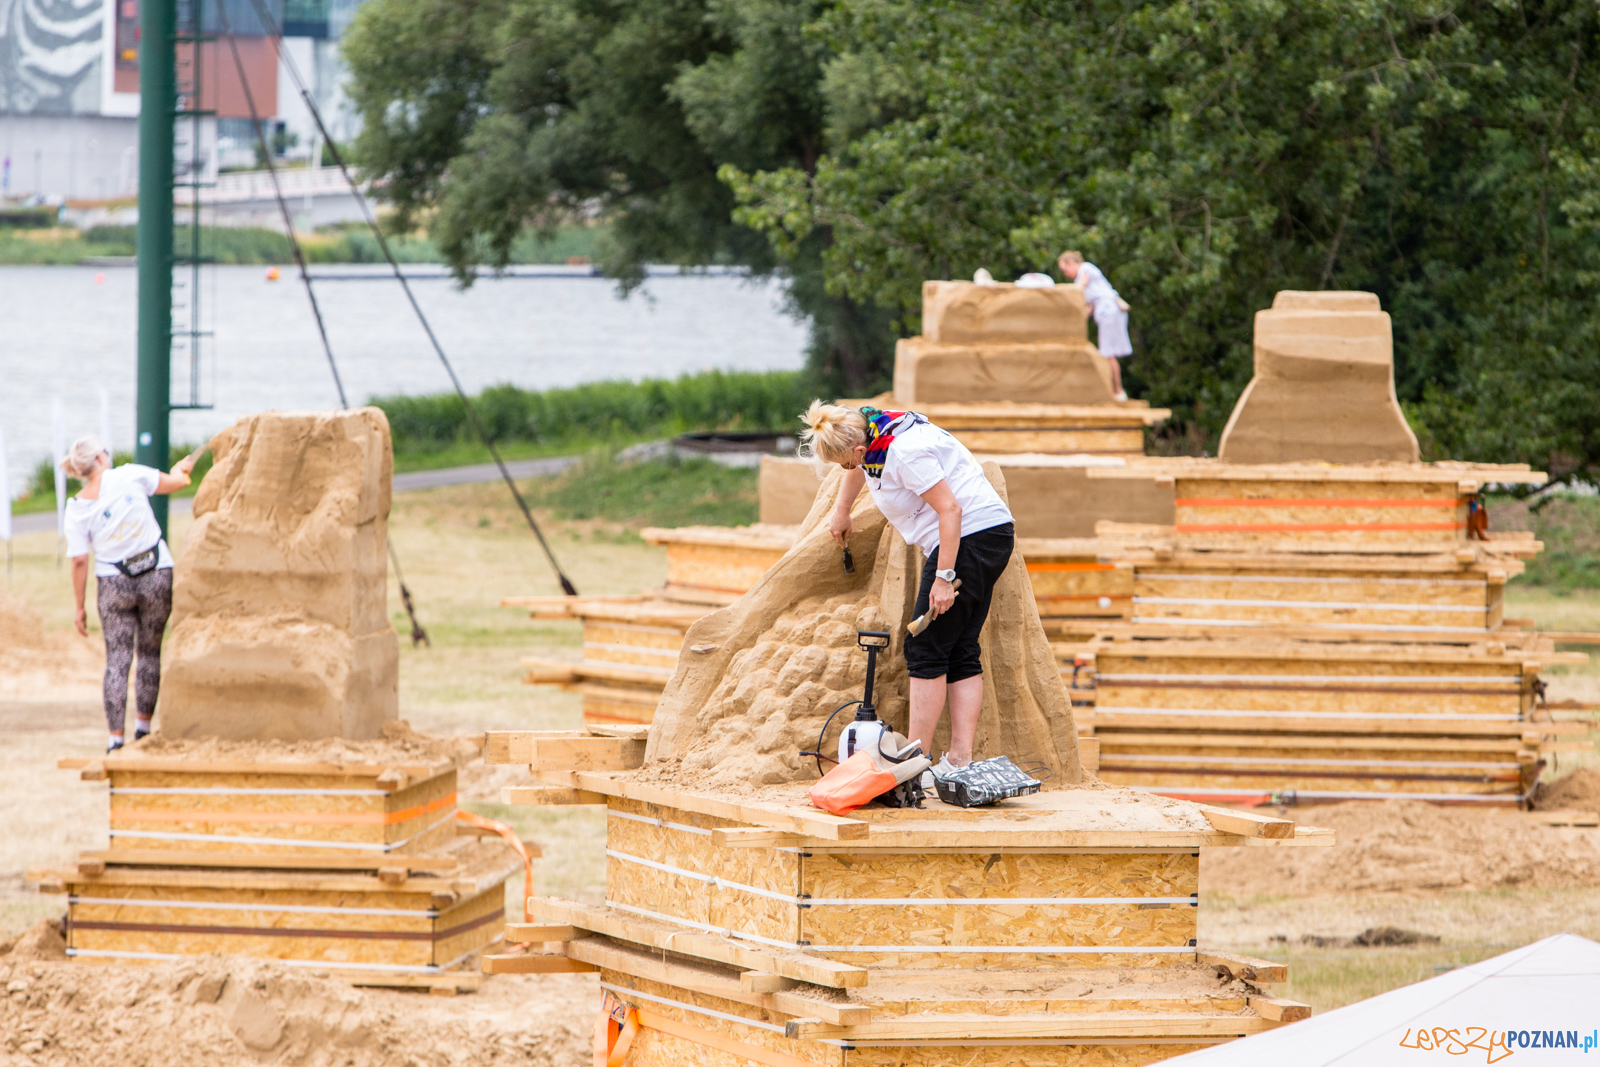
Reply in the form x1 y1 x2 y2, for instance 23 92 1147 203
482 734 1317 1062
32 836 519 987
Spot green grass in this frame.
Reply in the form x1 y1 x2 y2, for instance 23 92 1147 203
12 445 215 516
522 450 758 528
0 222 606 266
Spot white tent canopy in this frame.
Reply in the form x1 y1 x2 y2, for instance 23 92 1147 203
1166 934 1600 1065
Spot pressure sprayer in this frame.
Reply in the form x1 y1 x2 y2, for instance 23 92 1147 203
801 630 892 776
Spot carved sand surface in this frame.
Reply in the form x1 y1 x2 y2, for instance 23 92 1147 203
896 281 1115 405
157 409 399 742
0 924 593 1067
1218 290 1421 463
643 462 1083 790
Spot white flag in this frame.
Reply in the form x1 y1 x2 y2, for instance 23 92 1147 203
100 388 113 454
0 418 11 544
52 395 67 539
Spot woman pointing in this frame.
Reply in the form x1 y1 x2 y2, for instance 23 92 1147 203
62 437 197 752
800 403 1015 786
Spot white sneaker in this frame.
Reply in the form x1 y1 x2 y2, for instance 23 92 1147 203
1113 390 1128 402
919 768 935 791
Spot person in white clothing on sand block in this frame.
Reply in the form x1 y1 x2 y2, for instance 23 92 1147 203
1058 250 1132 401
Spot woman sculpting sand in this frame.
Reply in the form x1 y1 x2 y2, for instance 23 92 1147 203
800 402 1015 787
62 437 197 752
1058 250 1132 402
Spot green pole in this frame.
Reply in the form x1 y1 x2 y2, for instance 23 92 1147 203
135 0 174 534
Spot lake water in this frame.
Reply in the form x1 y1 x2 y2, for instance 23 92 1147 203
0 264 808 496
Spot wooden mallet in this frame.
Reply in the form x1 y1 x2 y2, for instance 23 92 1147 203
907 579 961 636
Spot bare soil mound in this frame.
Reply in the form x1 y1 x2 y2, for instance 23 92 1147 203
0 588 103 705
1533 768 1600 812
0 922 592 1066
1204 800 1600 896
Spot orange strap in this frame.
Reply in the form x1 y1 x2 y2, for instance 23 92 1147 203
453 810 534 926
637 1010 817 1067
111 792 457 827
1026 561 1114 572
595 994 639 1067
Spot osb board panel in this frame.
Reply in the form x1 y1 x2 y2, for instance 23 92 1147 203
1094 684 1518 717
108 769 454 792
1175 478 1458 501
605 799 801 944
950 429 1144 454
801 905 1195 957
69 928 435 966
1094 654 1519 679
584 697 659 727
587 645 682 668
1030 570 1131 599
586 621 691 647
603 970 842 1067
1095 770 1522 795
879 996 1247 1016
1129 603 1489 629
1134 575 1487 607
816 949 1191 971
802 853 1197 901
667 545 787 594
107 813 456 855
433 884 506 964
846 1043 1214 1066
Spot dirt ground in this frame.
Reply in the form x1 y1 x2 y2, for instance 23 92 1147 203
2 480 1599 1061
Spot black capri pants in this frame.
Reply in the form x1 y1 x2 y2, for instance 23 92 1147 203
904 522 1014 683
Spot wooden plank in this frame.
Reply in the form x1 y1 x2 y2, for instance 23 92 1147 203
529 897 867 988
75 757 453 779
784 1011 1278 1040
1195 806 1294 840
78 849 462 874
1196 950 1288 984
711 828 804 849
503 787 607 806
588 724 652 741
740 971 798 993
1248 994 1312 1022
571 774 871 842
485 730 583 764
481 952 598 974
531 737 646 772
1526 810 1600 827
504 923 590 942
1079 736 1101 775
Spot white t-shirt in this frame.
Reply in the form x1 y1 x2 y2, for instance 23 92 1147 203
1077 262 1121 312
866 422 1014 556
63 464 174 578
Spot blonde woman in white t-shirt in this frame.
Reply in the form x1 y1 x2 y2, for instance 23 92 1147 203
62 436 197 751
800 402 1016 786
1058 250 1132 401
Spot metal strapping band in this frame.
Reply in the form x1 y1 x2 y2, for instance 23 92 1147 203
605 849 799 904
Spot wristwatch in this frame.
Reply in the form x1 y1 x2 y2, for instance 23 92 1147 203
935 568 957 583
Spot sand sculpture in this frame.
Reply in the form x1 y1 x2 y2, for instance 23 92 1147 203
1218 290 1421 463
643 462 1083 788
895 281 1116 404
158 409 399 741
756 455 821 525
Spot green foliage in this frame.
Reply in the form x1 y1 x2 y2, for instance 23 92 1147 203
341 0 896 392
372 369 812 454
0 206 57 228
1520 495 1600 591
522 450 758 528
730 0 1600 476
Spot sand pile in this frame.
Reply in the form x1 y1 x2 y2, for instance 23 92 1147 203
644 463 1082 790
1533 769 1600 811
0 921 592 1067
0 589 103 708
159 409 400 742
1204 801 1600 897
128 720 481 769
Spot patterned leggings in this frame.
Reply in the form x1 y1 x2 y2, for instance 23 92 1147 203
96 568 174 734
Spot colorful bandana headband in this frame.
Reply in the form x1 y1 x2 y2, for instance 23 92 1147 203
859 407 927 480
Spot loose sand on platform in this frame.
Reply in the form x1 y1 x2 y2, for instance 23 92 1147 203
0 921 593 1067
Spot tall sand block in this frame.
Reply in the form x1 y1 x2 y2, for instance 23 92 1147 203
158 408 399 741
644 462 1082 787
757 455 821 525
1218 290 1421 464
897 281 1115 405
993 456 1175 538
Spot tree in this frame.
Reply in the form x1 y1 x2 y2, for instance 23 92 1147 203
731 0 1600 476
341 0 898 395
